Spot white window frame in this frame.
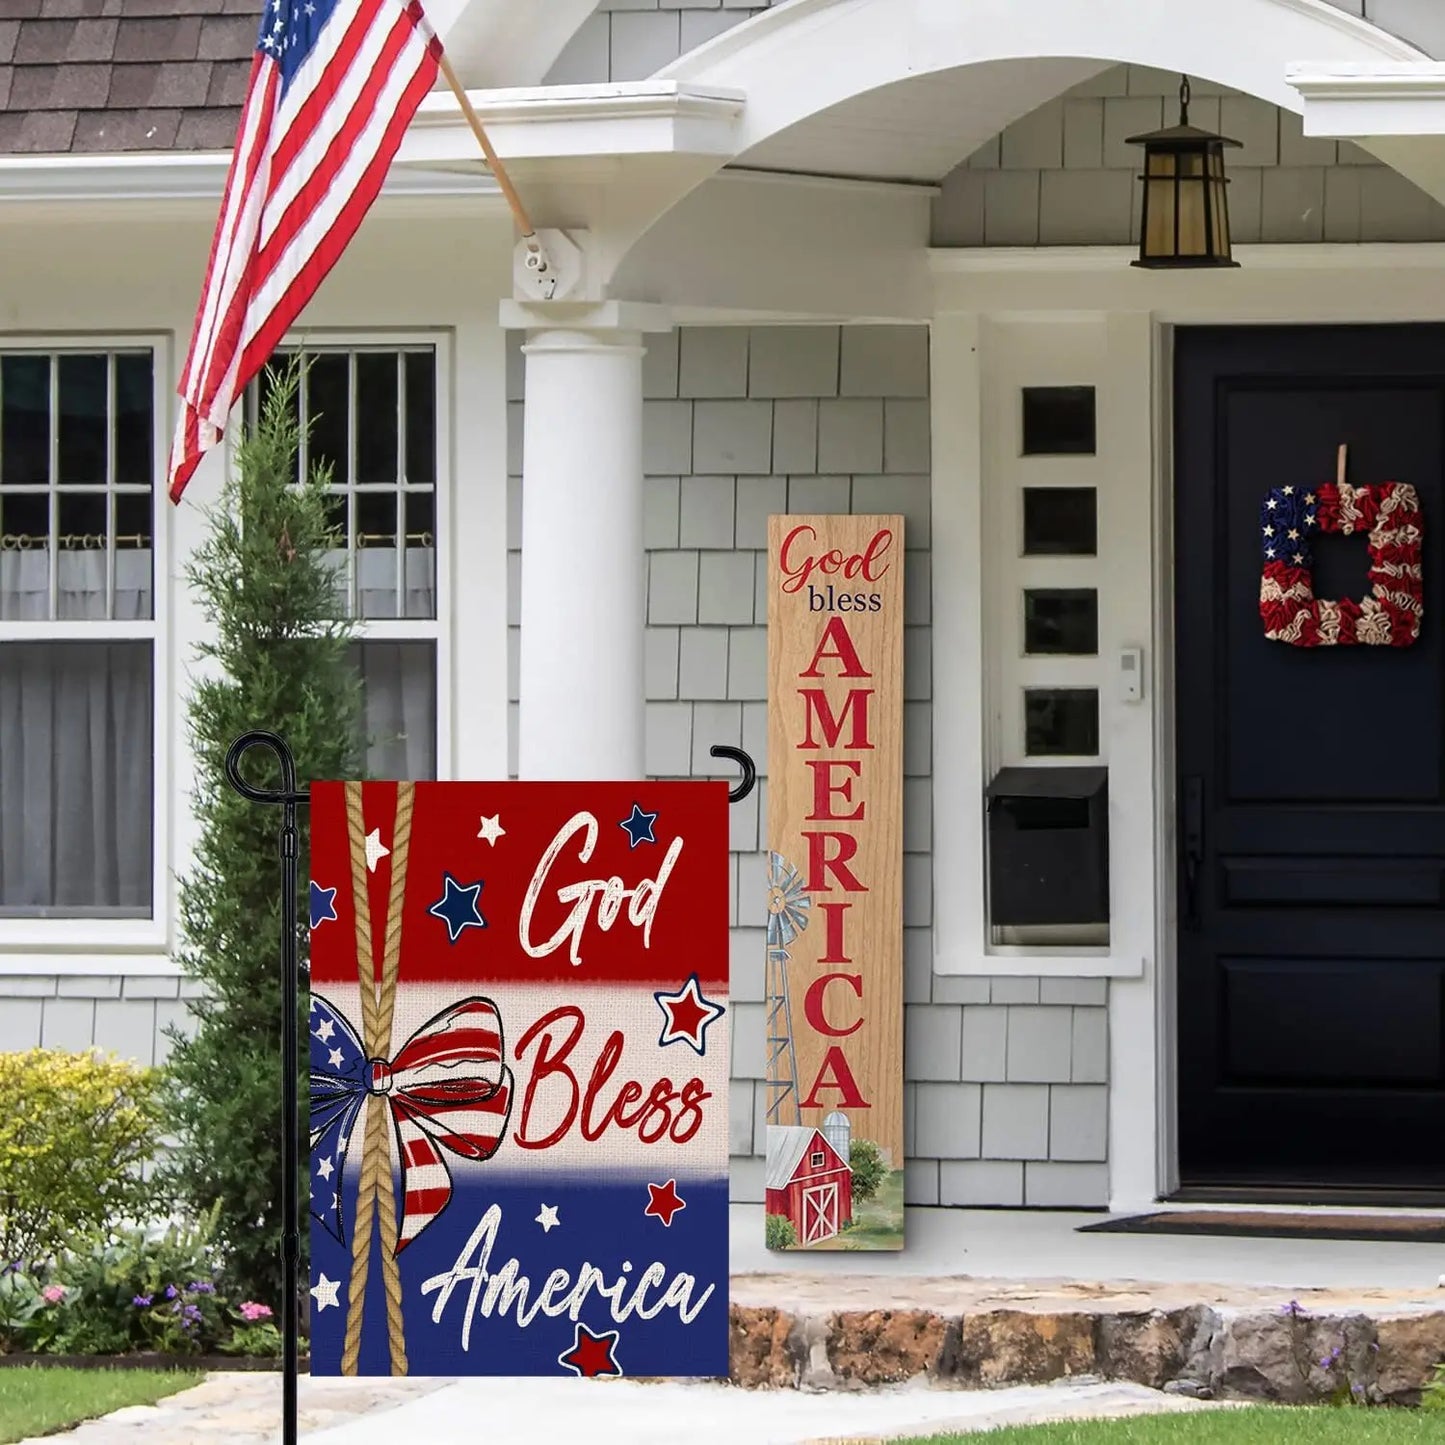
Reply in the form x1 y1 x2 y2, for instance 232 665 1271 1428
264 329 454 782
931 310 1154 979
0 332 172 962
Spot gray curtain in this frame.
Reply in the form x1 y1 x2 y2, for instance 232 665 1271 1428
353 639 436 781
0 549 153 915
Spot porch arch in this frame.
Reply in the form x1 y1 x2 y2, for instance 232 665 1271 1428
658 0 1425 179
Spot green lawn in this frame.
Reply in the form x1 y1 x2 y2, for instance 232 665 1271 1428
898 1406 1445 1444
0 1367 200 1444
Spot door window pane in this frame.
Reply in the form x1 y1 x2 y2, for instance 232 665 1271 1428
1023 487 1097 556
1024 589 1099 655
1022 386 1096 455
0 641 153 916
1025 688 1099 757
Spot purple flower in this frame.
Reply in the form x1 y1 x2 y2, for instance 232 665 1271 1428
1279 1300 1304 1318
132 1294 152 1308
164 1284 178 1300
1352 1383 1366 1397
188 1281 216 1296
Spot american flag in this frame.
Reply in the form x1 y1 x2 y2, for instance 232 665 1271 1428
168 0 442 502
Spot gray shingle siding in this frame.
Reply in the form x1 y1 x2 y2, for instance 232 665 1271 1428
507 323 1113 1209
934 64 1445 247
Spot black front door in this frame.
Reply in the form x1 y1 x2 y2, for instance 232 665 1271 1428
1175 325 1445 1199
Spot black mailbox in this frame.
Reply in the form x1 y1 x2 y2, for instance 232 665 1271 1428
986 767 1109 927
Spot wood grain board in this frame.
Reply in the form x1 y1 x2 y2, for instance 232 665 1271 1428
765 515 905 1250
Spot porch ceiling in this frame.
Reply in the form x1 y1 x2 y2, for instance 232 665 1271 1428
734 59 1105 183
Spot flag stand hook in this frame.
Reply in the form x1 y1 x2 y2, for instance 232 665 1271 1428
221 731 755 1441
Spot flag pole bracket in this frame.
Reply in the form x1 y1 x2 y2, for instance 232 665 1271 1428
514 227 585 303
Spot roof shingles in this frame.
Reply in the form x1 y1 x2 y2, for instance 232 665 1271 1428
2 0 260 156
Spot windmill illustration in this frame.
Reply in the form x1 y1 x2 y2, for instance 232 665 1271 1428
765 851 809 1126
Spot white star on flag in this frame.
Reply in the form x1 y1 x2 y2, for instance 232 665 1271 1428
1266 499 1278 510
328 1047 344 1069
1282 486 1294 495
317 1156 334 1181
365 828 390 873
310 1274 341 1312
478 814 506 846
536 1203 560 1233
1287 529 1299 541
1263 525 1274 537
314 1018 335 1042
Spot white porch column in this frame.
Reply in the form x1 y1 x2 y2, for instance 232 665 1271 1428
505 302 670 780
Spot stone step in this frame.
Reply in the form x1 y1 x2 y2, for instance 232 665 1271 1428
725 1275 1445 1405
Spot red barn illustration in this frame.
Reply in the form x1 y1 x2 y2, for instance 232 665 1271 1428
765 1125 852 1244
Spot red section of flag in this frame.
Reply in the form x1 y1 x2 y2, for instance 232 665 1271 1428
168 1 442 502
308 782 731 989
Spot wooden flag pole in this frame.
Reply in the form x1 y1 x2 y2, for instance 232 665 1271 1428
435 51 544 258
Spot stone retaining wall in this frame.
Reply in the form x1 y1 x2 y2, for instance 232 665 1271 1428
727 1302 1445 1405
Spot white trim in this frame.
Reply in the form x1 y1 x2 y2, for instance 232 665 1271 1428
1288 61 1445 137
0 952 181 979
932 314 1157 981
0 332 171 958
660 0 1425 166
0 153 507 206
929 243 1445 274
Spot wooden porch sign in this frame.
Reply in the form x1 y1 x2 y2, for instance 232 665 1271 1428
765 514 904 1251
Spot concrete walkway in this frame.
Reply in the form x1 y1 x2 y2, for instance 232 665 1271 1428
20 1372 1232 1445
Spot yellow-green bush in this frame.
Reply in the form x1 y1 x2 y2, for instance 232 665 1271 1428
0 1050 162 1268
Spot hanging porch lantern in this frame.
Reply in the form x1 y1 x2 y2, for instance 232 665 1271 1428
1127 77 1241 268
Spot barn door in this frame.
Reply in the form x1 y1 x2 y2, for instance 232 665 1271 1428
801 1182 838 1243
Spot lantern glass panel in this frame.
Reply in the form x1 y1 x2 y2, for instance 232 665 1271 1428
1143 151 1176 258
1178 150 1208 257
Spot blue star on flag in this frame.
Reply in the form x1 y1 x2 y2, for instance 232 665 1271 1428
309 881 337 930
428 873 487 943
619 802 658 849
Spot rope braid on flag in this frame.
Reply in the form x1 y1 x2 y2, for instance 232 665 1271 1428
339 781 414 1376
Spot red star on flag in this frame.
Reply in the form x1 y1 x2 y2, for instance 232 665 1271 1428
644 1178 686 1227
653 973 725 1055
557 1322 623 1378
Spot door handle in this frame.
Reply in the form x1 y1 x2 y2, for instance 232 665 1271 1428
1182 775 1204 931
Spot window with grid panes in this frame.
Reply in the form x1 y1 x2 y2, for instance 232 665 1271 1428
0 349 156 917
248 348 438 779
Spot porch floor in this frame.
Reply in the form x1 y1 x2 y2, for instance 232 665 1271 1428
729 1202 1445 1298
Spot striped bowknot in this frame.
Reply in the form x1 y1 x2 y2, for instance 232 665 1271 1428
310 994 513 1251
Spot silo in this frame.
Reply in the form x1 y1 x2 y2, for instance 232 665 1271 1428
823 1110 851 1162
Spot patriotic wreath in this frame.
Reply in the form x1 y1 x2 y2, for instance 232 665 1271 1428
1259 481 1423 647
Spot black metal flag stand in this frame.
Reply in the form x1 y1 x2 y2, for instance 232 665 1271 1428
224 730 756 1445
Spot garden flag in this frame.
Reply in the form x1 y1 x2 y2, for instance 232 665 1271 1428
168 0 442 501
307 781 730 1377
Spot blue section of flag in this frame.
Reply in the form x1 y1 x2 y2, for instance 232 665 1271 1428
257 0 337 93
308 1172 729 1377
308 995 367 1243
1260 486 1316 567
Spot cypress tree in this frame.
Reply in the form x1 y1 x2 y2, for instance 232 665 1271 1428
161 361 363 1304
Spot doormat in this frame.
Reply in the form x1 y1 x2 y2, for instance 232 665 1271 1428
1079 1211 1445 1243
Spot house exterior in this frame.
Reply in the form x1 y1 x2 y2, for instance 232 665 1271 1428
766 1125 852 1244
4 0 1445 1215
